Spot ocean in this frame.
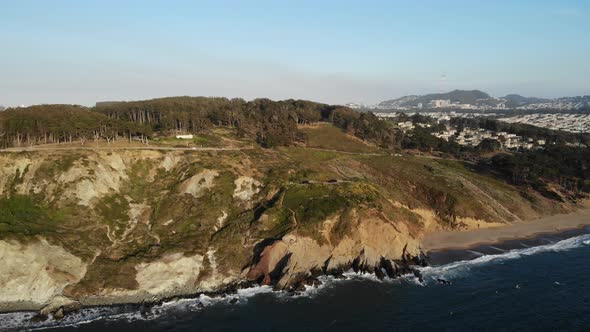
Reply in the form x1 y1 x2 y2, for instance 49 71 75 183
2 227 589 332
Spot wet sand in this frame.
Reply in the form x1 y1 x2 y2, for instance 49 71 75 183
423 208 590 252
426 225 590 266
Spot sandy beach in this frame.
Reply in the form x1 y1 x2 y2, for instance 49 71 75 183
422 208 590 251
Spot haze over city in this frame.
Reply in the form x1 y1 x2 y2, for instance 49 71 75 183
2 0 589 107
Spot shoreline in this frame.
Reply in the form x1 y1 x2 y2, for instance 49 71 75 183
426 224 590 266
422 208 590 252
2 209 589 316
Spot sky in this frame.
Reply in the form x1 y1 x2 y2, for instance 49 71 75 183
1 0 589 106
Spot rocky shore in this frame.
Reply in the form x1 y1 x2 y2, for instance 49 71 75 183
0 148 585 319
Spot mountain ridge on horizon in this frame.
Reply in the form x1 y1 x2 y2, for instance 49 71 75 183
348 89 590 110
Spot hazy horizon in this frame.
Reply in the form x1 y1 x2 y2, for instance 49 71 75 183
2 0 589 107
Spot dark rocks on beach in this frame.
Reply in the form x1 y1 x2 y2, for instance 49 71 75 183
139 303 153 318
329 269 347 279
413 269 424 283
307 278 322 287
374 267 386 280
351 256 361 273
437 278 452 285
293 283 306 293
380 258 397 278
394 262 412 276
412 252 429 267
30 313 49 323
53 308 64 320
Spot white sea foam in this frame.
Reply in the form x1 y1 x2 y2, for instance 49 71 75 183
487 246 506 253
418 233 590 283
2 233 588 331
0 285 278 331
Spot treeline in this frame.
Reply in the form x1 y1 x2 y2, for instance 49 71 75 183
0 105 152 148
480 146 590 197
93 97 346 148
2 100 589 199
0 97 426 150
0 98 355 148
93 97 416 149
328 110 405 149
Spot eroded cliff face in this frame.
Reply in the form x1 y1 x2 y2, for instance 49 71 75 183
0 239 86 308
246 214 422 290
0 148 570 313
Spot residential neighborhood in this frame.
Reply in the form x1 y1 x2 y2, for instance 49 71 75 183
498 113 590 134
433 127 543 149
375 111 587 150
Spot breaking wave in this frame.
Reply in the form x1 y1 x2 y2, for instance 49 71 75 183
2 233 588 331
418 233 590 283
0 286 276 331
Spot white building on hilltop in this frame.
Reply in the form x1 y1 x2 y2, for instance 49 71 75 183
429 99 452 108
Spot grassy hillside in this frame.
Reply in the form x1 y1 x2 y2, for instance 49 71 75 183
299 124 381 153
0 125 582 310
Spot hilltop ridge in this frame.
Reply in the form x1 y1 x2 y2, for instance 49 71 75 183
348 90 590 111
0 97 588 317
0 123 587 315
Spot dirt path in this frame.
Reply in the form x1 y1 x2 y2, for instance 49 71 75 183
302 147 385 156
2 144 391 158
1 146 249 152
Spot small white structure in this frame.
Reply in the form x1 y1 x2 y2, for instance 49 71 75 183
176 134 194 140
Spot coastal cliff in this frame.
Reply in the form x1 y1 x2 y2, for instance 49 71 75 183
0 141 579 315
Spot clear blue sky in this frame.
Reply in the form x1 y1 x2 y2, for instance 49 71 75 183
1 0 589 106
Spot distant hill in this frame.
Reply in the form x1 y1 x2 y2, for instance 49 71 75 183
378 90 494 109
0 105 5 112
502 94 549 108
373 90 590 111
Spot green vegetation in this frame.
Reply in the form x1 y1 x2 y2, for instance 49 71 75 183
0 122 583 298
483 146 590 197
96 194 130 237
2 97 588 201
0 195 57 236
0 94 588 301
0 105 152 148
299 124 380 153
281 182 378 242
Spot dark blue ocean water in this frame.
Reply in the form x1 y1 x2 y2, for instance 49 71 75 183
2 230 589 332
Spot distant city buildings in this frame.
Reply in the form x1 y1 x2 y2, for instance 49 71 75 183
429 99 451 108
375 111 588 150
348 92 590 112
433 128 537 150
376 111 497 121
377 111 589 134
499 114 590 134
